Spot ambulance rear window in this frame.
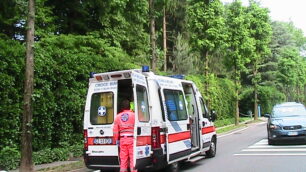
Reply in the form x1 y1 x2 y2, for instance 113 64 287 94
136 85 150 122
90 92 114 125
164 90 188 121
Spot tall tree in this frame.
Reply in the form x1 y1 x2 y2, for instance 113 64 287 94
162 0 180 72
187 0 226 104
20 0 35 171
149 0 157 71
172 34 194 74
224 0 254 125
247 0 272 120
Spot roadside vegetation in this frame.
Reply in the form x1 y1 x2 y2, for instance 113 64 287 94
0 0 305 170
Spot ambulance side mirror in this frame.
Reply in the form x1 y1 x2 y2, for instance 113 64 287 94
210 110 217 122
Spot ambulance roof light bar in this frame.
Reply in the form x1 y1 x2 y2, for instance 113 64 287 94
142 65 150 72
89 72 96 78
168 74 185 80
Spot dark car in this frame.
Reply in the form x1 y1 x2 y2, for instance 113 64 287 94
265 102 306 145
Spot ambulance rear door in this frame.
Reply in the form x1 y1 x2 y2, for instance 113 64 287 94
84 80 119 167
158 77 191 163
131 71 152 169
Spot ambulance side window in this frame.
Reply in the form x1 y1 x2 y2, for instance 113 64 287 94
164 89 188 121
90 92 114 125
136 85 150 122
200 98 209 119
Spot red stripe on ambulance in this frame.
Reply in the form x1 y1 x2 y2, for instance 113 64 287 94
136 134 166 146
202 126 215 135
168 131 191 143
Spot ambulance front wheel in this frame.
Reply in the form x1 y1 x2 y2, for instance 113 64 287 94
205 137 217 158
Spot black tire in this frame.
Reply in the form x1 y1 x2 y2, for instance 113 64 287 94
165 161 179 172
206 137 217 158
268 138 275 145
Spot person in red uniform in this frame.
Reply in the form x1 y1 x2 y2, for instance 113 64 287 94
113 99 137 172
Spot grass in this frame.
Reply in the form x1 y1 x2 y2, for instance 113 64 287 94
216 123 247 134
37 160 84 172
214 117 252 128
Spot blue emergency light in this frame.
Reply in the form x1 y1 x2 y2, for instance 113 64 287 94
142 65 150 72
89 72 96 78
168 74 185 79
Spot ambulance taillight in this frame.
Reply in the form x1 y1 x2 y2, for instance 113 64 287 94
151 127 161 149
84 129 88 151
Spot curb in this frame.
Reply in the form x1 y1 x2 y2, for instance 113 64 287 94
217 117 267 136
9 158 82 172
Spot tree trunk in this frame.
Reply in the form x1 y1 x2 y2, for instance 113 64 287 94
163 6 167 72
204 51 210 108
235 66 239 126
20 0 35 171
253 64 258 120
149 0 157 72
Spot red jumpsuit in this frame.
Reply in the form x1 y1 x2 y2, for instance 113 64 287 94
113 109 137 172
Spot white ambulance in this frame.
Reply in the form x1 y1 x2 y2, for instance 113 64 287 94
83 66 217 171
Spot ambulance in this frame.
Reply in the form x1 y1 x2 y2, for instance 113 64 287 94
83 66 217 171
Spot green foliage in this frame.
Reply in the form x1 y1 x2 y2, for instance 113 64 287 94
33 143 83 166
0 38 24 150
187 75 236 119
33 34 137 150
0 144 83 170
187 0 226 53
171 34 194 74
0 147 20 170
240 86 285 114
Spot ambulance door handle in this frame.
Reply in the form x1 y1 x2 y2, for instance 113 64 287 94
187 124 190 130
202 121 206 127
137 127 141 135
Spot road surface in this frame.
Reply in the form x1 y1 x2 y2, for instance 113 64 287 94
82 121 306 172
180 121 306 172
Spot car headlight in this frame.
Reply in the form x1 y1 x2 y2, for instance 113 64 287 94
269 124 281 130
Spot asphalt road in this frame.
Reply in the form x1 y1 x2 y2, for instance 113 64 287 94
83 121 306 172
180 121 306 172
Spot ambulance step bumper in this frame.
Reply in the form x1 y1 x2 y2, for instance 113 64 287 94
187 156 205 163
84 155 119 169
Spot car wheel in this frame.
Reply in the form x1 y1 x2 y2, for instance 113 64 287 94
268 138 275 145
205 137 217 158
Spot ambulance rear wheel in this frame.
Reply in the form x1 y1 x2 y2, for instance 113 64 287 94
205 137 216 158
165 161 179 172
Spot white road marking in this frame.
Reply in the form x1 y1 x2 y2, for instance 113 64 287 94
234 153 306 156
235 139 306 156
249 145 306 148
242 148 306 152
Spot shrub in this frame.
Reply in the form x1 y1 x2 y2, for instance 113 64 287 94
0 147 20 170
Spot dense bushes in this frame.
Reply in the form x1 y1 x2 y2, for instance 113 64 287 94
0 144 83 170
0 39 24 151
187 74 236 119
239 86 286 115
0 35 138 169
32 34 138 150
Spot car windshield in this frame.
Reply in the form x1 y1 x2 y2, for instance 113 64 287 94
272 105 306 117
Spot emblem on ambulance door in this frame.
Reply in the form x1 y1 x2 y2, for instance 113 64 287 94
179 101 183 110
98 106 107 116
141 101 146 112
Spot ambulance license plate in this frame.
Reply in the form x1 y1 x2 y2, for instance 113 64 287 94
287 132 298 136
94 138 113 145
